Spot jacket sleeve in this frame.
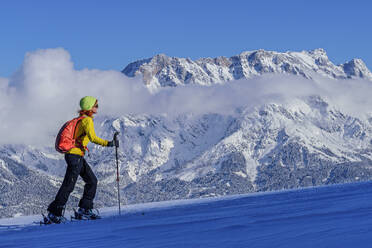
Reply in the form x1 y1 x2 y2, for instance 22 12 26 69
81 117 108 146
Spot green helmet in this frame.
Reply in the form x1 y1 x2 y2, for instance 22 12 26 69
80 96 97 110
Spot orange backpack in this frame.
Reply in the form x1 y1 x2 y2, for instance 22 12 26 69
55 116 86 153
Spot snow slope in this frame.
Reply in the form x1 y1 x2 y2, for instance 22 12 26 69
1 181 372 248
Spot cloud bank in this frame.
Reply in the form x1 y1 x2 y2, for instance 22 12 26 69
1 48 371 145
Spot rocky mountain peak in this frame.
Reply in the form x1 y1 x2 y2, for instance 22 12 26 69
308 48 328 58
342 58 372 79
122 49 372 90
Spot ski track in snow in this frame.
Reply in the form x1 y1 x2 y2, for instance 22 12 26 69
1 182 372 248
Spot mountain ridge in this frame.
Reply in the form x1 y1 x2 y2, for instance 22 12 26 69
122 48 372 91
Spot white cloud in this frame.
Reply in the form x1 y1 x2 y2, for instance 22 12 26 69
0 48 371 146
1 48 151 145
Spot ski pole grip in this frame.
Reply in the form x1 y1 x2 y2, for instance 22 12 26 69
113 132 120 147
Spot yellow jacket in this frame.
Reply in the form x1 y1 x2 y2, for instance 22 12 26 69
67 115 108 156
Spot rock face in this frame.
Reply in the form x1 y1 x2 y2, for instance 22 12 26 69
122 49 372 90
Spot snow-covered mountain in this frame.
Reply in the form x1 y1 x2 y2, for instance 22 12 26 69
122 48 372 90
2 95 372 217
1 48 372 218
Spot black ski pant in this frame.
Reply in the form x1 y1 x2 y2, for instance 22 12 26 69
48 154 97 216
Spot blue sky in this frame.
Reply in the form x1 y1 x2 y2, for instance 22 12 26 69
0 0 371 77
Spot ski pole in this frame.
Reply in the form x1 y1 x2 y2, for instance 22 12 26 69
113 131 121 215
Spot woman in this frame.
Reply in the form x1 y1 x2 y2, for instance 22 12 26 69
47 96 114 223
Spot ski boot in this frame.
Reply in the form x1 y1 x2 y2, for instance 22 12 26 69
40 212 66 225
73 208 101 220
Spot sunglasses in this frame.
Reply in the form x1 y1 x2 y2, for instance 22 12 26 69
94 104 99 108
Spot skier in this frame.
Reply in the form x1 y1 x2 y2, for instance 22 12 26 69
47 96 115 223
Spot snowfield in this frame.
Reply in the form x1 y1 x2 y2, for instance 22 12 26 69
1 181 372 248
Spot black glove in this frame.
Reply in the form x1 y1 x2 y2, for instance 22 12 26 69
107 140 114 147
113 132 120 147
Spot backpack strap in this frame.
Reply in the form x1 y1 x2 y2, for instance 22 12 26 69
74 116 90 154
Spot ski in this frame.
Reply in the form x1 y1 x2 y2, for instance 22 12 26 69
34 208 103 226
